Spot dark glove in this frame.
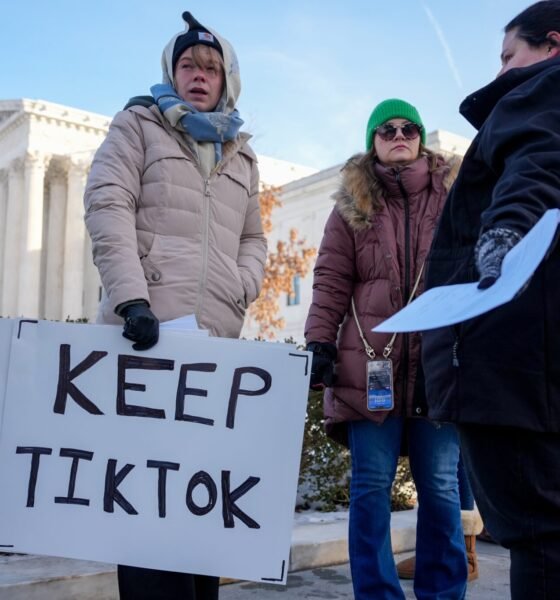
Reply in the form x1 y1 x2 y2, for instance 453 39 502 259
120 301 159 351
306 342 337 389
474 227 522 289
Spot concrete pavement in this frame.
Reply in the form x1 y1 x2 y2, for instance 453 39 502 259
0 507 510 599
221 540 510 599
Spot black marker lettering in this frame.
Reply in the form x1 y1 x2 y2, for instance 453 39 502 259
116 355 174 418
54 344 106 415
175 363 217 425
186 470 217 516
54 448 93 506
16 446 53 507
226 367 272 429
221 470 260 529
104 459 138 515
147 460 180 518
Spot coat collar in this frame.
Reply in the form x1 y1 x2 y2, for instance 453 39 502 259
333 153 454 231
460 55 560 130
373 158 431 198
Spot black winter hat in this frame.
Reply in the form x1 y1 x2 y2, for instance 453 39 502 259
172 12 223 71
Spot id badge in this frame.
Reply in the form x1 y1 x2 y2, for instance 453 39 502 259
367 359 394 411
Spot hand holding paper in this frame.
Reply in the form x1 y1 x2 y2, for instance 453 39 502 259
373 209 560 333
474 227 522 289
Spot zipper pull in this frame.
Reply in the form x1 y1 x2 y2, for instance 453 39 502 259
452 338 459 367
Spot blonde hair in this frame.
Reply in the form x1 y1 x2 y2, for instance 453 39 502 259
187 44 224 73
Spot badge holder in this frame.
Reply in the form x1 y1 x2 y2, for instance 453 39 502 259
351 263 425 412
352 314 397 412
366 356 394 411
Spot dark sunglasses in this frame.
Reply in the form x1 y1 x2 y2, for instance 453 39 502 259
375 122 422 142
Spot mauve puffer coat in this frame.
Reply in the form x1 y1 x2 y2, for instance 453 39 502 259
305 153 455 444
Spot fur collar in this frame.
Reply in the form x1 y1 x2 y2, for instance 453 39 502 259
333 153 460 231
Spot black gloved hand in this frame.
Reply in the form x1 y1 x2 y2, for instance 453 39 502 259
120 301 159 351
474 227 522 289
306 342 337 389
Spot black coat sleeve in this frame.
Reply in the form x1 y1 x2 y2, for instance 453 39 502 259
477 66 560 235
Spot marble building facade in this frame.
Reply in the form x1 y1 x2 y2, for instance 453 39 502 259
0 99 110 322
0 98 469 340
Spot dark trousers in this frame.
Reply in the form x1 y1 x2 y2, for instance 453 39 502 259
118 565 219 600
459 424 560 600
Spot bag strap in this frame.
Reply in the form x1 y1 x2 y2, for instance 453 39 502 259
351 262 425 360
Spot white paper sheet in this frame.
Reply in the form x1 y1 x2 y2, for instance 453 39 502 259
160 314 209 335
373 208 560 333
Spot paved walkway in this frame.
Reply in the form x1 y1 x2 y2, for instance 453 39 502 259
0 508 510 599
221 541 510 599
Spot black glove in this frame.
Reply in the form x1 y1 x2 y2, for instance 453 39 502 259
474 227 522 289
120 301 159 351
306 342 337 389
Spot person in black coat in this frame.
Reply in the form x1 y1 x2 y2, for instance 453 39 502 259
422 2 560 598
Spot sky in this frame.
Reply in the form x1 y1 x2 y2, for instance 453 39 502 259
3 0 532 170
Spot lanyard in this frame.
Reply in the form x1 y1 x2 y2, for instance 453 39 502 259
351 262 425 360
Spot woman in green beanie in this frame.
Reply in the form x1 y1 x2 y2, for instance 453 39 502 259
305 98 468 599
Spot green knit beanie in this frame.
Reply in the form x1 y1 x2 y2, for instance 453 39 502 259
365 98 426 150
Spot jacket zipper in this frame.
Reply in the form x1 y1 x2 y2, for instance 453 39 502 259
195 179 211 321
395 171 411 415
452 328 460 367
452 339 459 366
193 149 226 324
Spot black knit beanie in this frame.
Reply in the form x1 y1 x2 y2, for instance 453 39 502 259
172 12 223 71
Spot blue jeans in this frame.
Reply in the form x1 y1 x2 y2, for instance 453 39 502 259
348 417 467 600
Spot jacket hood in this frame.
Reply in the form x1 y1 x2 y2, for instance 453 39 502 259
161 14 241 114
334 153 458 231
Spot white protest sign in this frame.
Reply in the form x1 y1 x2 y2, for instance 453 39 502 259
0 319 16 499
0 320 310 584
373 208 560 333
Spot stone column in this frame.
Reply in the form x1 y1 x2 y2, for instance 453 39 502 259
61 158 89 320
43 160 67 321
1 158 24 317
0 169 8 310
17 152 47 318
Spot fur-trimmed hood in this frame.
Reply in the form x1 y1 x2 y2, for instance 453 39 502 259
333 152 460 231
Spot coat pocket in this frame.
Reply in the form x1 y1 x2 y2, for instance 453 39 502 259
140 255 163 284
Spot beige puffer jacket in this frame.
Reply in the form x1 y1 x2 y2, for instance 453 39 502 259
84 105 266 338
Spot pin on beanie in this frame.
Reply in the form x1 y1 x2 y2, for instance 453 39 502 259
172 11 223 71
366 98 426 150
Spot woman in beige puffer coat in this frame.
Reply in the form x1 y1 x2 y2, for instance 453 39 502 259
83 11 266 600
85 12 266 345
